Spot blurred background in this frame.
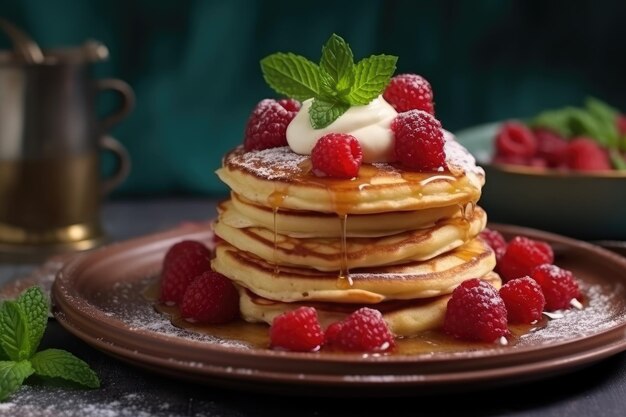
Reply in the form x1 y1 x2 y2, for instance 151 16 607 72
2 0 626 197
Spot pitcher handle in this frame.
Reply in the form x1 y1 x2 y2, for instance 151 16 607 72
96 79 135 130
100 135 131 196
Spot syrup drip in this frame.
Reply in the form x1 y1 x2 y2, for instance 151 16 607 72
336 213 353 289
268 190 287 275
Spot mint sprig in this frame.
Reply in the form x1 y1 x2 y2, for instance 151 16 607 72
0 287 100 402
261 33 398 129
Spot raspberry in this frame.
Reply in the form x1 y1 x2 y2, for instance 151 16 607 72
617 114 626 136
499 277 546 323
391 110 446 171
495 122 538 158
479 228 507 263
180 271 239 324
443 279 508 343
566 138 612 171
498 236 554 282
383 73 435 114
269 307 324 352
530 264 581 311
326 308 395 352
324 321 344 345
160 242 212 304
163 240 211 266
533 128 568 168
243 99 300 151
310 133 363 178
277 98 301 112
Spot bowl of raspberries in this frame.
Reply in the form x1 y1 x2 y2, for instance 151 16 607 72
456 98 626 241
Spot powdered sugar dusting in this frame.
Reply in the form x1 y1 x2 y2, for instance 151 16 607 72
225 146 308 180
444 132 485 178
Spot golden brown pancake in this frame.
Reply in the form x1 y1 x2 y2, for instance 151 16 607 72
211 237 496 304
220 193 462 238
215 138 484 214
237 272 501 336
214 205 487 270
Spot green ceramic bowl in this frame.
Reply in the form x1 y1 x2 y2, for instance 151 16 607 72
455 122 626 241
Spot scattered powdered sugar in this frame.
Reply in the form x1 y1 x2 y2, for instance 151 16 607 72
443 133 485 178
225 146 308 180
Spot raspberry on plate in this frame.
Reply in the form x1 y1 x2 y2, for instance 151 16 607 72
498 236 554 282
499 277 546 324
566 138 612 171
311 133 363 178
270 307 325 352
443 278 508 343
391 110 446 171
383 73 434 114
243 98 300 151
180 271 240 324
479 228 507 263
494 122 538 159
325 307 395 352
160 242 213 305
530 264 581 311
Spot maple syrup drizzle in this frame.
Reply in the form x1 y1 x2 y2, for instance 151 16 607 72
268 190 287 275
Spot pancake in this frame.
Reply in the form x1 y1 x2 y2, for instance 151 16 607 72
220 193 463 238
237 272 501 336
211 237 496 304
214 205 487 270
216 136 484 214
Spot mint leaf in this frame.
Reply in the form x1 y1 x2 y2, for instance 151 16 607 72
261 53 321 101
346 54 397 105
609 148 626 170
0 360 33 401
0 302 30 361
31 349 100 389
586 97 619 148
309 99 350 129
320 34 354 92
16 287 48 356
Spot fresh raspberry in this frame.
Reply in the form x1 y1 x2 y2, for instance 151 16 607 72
499 277 546 324
533 128 568 168
310 133 363 178
498 236 554 282
566 138 612 171
391 110 446 171
495 122 538 158
243 99 300 151
269 307 325 352
530 264 581 311
326 308 395 352
277 98 301 112
163 240 211 266
479 228 507 263
160 243 212 304
324 321 344 345
443 279 508 343
180 271 239 323
383 73 435 114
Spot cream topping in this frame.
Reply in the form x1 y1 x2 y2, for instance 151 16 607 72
286 96 398 163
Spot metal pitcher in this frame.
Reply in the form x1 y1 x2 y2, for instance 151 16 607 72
0 19 133 253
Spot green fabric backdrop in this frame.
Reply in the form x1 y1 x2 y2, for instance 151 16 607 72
2 0 626 196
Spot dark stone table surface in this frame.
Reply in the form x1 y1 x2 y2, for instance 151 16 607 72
1 198 625 417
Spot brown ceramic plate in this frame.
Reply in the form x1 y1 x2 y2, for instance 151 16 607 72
51 222 626 395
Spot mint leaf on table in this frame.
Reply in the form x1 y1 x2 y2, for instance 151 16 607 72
30 349 100 389
0 301 30 361
320 33 354 93
309 99 350 129
0 287 100 402
260 33 398 128
260 53 321 101
0 361 33 401
16 287 48 356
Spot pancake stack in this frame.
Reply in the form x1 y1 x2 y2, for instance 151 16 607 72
212 133 498 336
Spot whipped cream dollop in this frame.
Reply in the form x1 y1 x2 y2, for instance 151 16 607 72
286 95 398 163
